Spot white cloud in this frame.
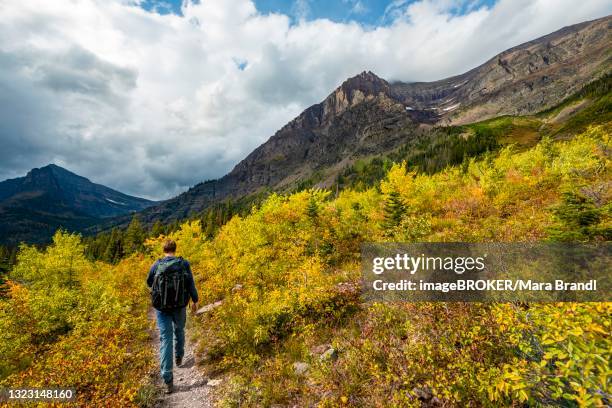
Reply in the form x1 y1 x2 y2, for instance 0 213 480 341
0 0 610 199
343 0 368 16
291 0 312 21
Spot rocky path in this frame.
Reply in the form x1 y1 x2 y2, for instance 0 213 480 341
149 309 215 408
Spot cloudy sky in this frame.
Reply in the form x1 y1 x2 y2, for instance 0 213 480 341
1 0 610 200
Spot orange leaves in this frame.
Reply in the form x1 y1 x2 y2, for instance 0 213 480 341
3 313 154 407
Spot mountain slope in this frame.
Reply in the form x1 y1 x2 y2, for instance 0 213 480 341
112 15 611 226
392 15 612 124
0 164 156 244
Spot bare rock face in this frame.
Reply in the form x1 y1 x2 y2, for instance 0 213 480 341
322 71 392 119
123 16 611 227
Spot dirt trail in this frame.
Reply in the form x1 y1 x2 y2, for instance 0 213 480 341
149 309 214 408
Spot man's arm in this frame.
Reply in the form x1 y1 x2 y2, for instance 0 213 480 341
184 260 199 303
146 261 158 288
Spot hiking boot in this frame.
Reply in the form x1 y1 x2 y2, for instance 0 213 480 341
176 356 183 367
165 381 174 394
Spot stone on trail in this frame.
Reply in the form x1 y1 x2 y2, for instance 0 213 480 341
319 347 338 362
311 343 331 355
196 301 223 315
207 379 222 387
293 362 310 375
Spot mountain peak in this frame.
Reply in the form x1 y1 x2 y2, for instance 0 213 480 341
352 70 383 81
44 163 69 172
317 70 392 121
340 70 389 93
29 163 68 174
25 163 88 185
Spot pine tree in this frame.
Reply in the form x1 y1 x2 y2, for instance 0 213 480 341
103 228 125 263
124 216 145 255
548 191 609 241
0 245 9 297
86 232 110 260
305 192 321 254
151 220 165 238
203 209 216 239
8 246 17 266
382 190 406 233
306 194 319 221
0 245 7 272
224 200 233 224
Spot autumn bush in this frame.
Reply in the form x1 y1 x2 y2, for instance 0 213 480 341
0 232 155 407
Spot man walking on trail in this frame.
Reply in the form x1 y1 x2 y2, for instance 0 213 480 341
147 239 199 394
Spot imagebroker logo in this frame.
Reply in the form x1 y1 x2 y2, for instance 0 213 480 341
371 279 598 293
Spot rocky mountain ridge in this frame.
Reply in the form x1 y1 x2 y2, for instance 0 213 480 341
392 15 611 124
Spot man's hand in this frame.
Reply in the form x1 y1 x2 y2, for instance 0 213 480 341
190 302 199 314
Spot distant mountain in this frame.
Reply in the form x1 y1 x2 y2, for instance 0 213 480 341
105 15 612 227
0 164 156 244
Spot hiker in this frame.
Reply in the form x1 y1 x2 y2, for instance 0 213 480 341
147 239 199 394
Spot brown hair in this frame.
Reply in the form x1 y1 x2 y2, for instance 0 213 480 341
163 239 177 253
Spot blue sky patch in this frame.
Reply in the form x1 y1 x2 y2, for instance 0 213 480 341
234 58 249 71
140 0 183 15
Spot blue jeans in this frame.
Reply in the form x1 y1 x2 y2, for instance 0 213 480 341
156 307 186 384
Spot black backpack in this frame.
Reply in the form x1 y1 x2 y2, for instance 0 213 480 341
151 257 190 311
